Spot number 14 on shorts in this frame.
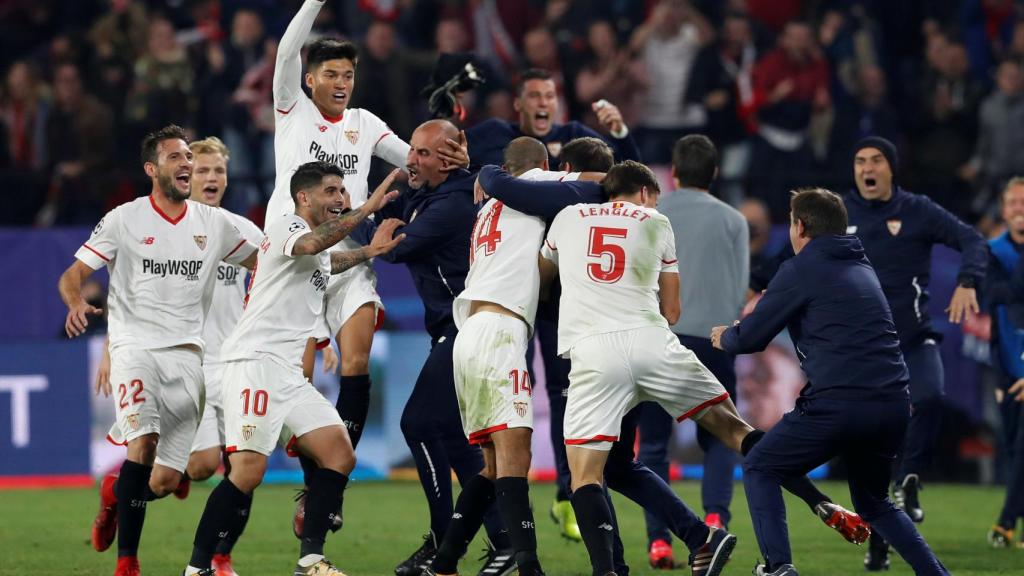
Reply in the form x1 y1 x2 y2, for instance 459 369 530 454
510 369 532 396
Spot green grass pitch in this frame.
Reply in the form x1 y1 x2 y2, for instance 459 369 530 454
0 480 1020 575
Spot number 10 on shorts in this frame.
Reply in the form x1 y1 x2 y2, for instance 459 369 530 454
241 388 268 416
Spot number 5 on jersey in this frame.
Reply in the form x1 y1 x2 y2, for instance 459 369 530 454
588 226 628 283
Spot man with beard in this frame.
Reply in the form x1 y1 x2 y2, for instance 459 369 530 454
59 125 260 576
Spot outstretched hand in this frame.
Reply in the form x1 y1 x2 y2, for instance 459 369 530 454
369 218 407 256
364 169 401 213
945 286 979 324
66 301 102 338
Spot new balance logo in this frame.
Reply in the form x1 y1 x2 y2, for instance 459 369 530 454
141 237 155 245
452 513 463 519
317 123 328 133
598 523 614 531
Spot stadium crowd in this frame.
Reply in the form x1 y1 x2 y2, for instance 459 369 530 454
2 0 1024 229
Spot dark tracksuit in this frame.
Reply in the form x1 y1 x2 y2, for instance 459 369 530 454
478 167 713 560
984 232 1024 529
352 169 503 542
752 187 988 481
467 118 640 502
722 235 947 574
843 187 987 481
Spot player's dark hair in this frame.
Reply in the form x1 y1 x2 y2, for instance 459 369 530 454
141 124 189 166
516 68 553 95
672 134 717 190
603 160 660 200
291 161 345 202
307 38 359 69
790 187 848 238
560 137 614 172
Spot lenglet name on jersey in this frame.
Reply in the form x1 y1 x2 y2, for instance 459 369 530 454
309 142 358 174
578 205 651 222
142 258 203 280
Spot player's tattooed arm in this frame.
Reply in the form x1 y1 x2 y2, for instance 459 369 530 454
329 218 406 273
293 170 401 256
59 260 101 338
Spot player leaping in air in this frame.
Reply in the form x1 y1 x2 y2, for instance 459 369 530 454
267 0 470 530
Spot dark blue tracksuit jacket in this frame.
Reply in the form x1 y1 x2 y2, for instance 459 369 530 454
752 187 988 351
353 169 477 340
467 118 641 169
722 235 909 400
843 187 987 350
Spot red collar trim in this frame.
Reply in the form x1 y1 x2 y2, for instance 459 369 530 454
320 109 344 124
149 194 187 225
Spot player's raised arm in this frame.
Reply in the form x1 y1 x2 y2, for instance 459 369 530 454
291 166 400 256
274 0 325 112
330 218 406 273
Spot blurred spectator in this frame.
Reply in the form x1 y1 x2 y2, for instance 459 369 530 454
0 60 48 225
574 20 639 130
688 12 761 203
739 196 773 276
522 27 571 123
817 5 882 109
36 62 113 226
485 89 516 123
747 21 830 221
436 18 470 55
827 64 901 185
1009 21 1024 67
125 16 196 137
961 59 1024 216
629 0 712 163
907 40 984 215
350 20 434 139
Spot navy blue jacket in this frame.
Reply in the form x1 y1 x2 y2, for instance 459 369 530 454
722 235 909 401
467 118 640 170
984 233 1024 381
477 165 606 220
843 186 987 349
353 169 477 340
751 187 988 350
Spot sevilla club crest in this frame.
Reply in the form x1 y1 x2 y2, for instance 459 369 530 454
546 141 562 157
193 235 207 250
886 219 902 236
241 425 256 442
345 130 359 145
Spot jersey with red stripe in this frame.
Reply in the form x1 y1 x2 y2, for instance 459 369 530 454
220 213 329 368
266 102 408 225
540 201 678 357
202 210 265 365
454 169 578 333
74 196 256 354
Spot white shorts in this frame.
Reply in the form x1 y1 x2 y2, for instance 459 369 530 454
324 241 384 338
564 327 729 450
191 362 227 453
222 356 343 456
107 347 205 472
453 312 534 444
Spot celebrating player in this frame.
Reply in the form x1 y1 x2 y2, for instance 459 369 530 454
267 0 468 519
348 119 514 576
466 75 640 536
712 188 949 576
426 137 566 576
58 125 259 576
182 162 404 576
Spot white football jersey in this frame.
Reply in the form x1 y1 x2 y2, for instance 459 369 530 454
266 100 411 230
220 213 329 367
202 210 265 365
541 201 679 357
454 169 579 332
75 196 256 354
